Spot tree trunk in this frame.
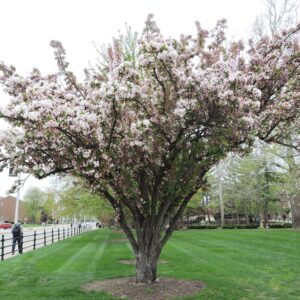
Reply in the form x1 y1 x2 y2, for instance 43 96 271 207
236 211 240 225
106 178 206 284
291 198 300 229
263 200 269 228
207 210 211 223
135 250 159 283
233 212 237 225
179 215 184 229
219 173 225 228
243 199 249 225
284 141 300 229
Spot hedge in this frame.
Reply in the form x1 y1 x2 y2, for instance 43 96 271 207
268 223 292 228
188 223 291 230
188 225 218 229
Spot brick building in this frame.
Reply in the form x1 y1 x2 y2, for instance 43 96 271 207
0 196 27 223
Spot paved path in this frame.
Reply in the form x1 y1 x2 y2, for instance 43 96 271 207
1 224 94 261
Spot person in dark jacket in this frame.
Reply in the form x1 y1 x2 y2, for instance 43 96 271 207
11 223 23 255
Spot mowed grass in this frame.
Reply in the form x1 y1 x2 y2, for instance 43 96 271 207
0 229 300 300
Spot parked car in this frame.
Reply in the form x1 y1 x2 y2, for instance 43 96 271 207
0 222 12 229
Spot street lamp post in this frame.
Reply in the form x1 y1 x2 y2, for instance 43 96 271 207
9 165 21 224
14 174 21 224
217 163 225 228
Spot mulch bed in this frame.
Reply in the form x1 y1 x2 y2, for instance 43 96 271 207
82 277 204 300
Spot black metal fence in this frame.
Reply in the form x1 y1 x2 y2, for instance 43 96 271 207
1 226 92 261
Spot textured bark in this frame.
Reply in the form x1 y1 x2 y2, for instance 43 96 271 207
263 200 269 228
236 211 240 225
135 250 159 283
133 193 197 283
101 170 207 283
286 147 300 230
244 203 249 225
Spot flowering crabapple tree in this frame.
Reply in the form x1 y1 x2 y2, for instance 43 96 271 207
1 15 300 283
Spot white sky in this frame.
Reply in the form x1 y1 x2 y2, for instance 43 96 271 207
0 0 265 198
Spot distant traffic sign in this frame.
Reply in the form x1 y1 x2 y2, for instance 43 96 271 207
9 166 17 177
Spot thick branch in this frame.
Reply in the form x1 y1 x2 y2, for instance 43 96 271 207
99 187 139 253
36 166 73 179
107 99 118 150
152 68 167 111
160 191 196 248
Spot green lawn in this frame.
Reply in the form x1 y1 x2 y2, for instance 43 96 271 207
0 229 299 299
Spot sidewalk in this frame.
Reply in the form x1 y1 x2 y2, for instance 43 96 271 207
0 224 71 235
1 224 93 261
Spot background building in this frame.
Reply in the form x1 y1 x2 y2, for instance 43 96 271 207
0 196 27 223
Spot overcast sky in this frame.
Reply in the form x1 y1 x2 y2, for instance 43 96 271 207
0 0 266 198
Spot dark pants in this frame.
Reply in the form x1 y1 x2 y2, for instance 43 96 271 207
12 236 22 254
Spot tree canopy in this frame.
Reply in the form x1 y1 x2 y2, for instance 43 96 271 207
0 15 300 283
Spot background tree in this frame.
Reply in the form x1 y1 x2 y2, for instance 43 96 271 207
183 0 300 231
209 146 287 226
93 23 138 75
23 186 57 224
183 188 206 228
253 0 299 39
0 15 299 283
252 0 300 228
57 178 114 224
42 190 57 223
40 209 49 223
24 187 47 223
273 145 300 228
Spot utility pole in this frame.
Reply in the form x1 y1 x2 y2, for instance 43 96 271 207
14 174 21 224
9 165 21 224
218 163 225 228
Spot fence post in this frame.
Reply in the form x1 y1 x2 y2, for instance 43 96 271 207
63 228 65 240
74 227 76 236
20 233 23 254
1 235 4 261
44 230 46 246
33 231 36 250
52 228 54 244
58 228 60 242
